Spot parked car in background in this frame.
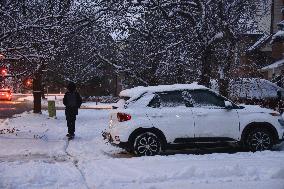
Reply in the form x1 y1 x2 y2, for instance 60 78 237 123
0 88 12 101
103 83 284 156
211 78 284 100
211 78 284 112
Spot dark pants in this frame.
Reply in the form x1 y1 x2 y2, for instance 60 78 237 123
67 118 76 135
65 107 78 135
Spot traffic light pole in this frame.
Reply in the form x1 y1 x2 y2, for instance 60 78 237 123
0 54 6 87
0 68 7 87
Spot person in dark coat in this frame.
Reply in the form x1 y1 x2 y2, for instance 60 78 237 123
63 82 82 138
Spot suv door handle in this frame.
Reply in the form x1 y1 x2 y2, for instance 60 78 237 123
152 115 163 118
146 113 163 119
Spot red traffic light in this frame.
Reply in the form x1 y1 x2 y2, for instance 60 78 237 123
0 68 7 76
26 79 32 86
24 78 33 87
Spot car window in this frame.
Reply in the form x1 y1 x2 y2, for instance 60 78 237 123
125 92 151 108
148 94 161 108
189 90 225 108
148 91 191 108
181 91 194 107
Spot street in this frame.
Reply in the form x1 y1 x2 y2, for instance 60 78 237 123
0 95 33 119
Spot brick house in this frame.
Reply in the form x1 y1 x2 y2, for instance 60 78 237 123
247 0 284 87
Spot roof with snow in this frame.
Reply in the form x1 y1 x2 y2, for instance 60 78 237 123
247 34 271 52
271 30 284 43
261 59 284 71
119 83 208 98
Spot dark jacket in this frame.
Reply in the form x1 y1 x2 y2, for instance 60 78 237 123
63 91 82 119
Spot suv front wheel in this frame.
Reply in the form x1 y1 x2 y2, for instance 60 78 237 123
133 132 162 156
245 128 273 152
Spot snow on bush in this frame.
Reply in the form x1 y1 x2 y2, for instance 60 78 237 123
211 78 284 99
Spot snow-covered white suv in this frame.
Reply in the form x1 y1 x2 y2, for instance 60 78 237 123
103 83 284 156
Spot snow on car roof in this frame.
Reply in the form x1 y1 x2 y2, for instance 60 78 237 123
119 82 208 98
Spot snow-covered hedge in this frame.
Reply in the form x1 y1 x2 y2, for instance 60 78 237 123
83 96 120 103
211 78 284 100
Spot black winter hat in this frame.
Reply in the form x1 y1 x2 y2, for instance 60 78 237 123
67 82 76 92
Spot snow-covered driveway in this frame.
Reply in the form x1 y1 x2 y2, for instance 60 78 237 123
0 110 283 189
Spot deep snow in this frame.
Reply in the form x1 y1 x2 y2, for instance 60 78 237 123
0 107 284 189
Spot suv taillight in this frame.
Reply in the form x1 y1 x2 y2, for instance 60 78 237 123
117 112 131 122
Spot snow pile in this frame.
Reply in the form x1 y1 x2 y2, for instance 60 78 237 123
0 161 87 189
0 112 66 157
86 152 284 189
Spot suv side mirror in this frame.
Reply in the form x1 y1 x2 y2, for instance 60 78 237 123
225 101 233 109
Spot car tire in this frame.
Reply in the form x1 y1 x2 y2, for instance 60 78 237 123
133 132 162 156
245 128 273 152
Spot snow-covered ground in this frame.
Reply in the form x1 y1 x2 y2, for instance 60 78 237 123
0 109 284 189
17 94 114 109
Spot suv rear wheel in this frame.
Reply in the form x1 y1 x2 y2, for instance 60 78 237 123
245 128 273 152
133 132 162 156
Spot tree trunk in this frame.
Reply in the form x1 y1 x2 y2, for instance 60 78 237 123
219 60 231 98
219 78 229 98
33 71 42 113
198 49 211 87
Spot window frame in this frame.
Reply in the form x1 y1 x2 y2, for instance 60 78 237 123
147 90 190 108
186 89 226 108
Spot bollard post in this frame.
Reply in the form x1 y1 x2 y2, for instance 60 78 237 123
96 97 99 105
48 100 56 117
